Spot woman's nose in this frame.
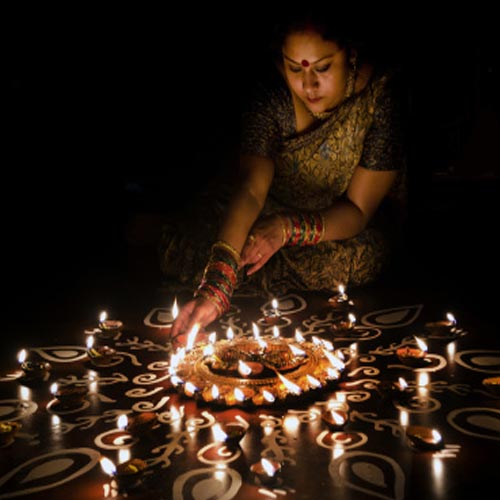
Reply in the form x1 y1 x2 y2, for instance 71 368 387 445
302 71 319 92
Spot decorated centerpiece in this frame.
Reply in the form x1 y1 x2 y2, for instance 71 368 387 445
169 324 347 406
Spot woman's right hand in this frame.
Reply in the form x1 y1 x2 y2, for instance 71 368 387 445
170 297 219 342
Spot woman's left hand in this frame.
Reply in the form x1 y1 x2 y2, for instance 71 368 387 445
240 215 285 275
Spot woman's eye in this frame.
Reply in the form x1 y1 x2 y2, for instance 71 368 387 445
315 64 331 73
288 65 301 73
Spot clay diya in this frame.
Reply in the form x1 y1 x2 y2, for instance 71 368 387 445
406 425 443 451
0 421 22 447
125 412 158 436
54 385 88 408
20 360 51 382
482 376 500 396
250 458 282 486
114 458 148 491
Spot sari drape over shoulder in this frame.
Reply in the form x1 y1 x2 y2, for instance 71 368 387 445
160 68 406 296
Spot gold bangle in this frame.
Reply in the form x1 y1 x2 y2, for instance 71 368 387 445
213 240 241 262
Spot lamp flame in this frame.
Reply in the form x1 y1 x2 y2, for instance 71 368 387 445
238 360 252 376
414 336 428 352
17 349 27 364
100 457 116 476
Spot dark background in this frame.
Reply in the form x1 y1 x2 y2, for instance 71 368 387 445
5 6 499 325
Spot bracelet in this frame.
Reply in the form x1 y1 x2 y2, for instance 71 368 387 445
193 240 240 317
282 211 325 246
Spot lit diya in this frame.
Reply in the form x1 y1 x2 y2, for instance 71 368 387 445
321 400 349 431
263 298 282 325
213 421 248 448
377 377 411 402
100 457 147 492
250 458 282 486
406 425 443 451
86 336 117 367
0 421 22 447
425 312 456 336
328 284 354 309
396 337 429 367
482 376 500 396
125 412 158 436
98 311 123 333
331 313 357 332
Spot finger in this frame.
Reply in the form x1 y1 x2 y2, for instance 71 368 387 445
246 252 269 276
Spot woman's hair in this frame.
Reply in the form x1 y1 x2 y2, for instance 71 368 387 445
268 7 377 68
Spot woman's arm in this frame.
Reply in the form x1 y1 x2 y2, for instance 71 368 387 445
218 154 275 252
320 165 398 241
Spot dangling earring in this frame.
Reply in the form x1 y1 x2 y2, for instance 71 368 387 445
345 51 358 99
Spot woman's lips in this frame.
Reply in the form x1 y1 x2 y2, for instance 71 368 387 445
306 96 322 104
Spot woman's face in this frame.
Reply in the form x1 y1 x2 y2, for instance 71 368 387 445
282 30 349 114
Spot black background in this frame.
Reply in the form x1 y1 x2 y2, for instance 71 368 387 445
5 5 499 321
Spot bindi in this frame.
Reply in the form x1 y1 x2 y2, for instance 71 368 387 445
301 59 310 67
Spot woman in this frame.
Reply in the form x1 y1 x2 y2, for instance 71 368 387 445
163 11 407 337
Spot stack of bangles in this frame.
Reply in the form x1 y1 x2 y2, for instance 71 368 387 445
280 211 325 246
194 240 240 316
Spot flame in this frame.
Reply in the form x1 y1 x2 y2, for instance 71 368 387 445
348 313 356 325
211 385 219 399
234 387 245 401
170 375 183 386
294 330 305 342
99 311 107 323
306 375 321 388
185 382 198 395
208 332 217 343
261 458 278 476
117 414 128 430
271 298 279 310
238 360 252 376
329 410 346 425
257 337 267 350
277 372 301 395
289 344 306 356
203 344 215 356
186 323 199 351
100 456 116 476
414 336 428 352
272 326 280 338
323 350 345 370
212 423 227 442
226 327 234 340
17 349 27 364
86 336 95 349
172 298 179 320
338 284 345 295
446 312 456 325
262 390 275 402
431 429 442 442
252 323 260 339
50 383 58 395
398 377 408 390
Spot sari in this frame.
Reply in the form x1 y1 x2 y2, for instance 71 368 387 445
160 67 406 296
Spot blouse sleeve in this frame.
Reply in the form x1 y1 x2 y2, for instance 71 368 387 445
240 82 288 158
360 70 406 171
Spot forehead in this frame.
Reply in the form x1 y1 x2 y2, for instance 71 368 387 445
282 30 342 61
